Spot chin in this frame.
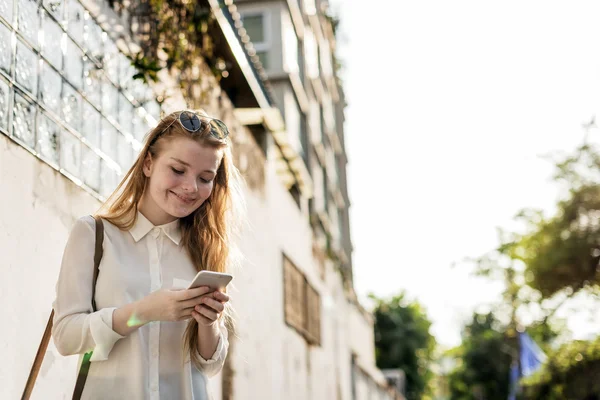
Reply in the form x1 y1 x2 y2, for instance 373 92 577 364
165 206 197 219
166 200 204 218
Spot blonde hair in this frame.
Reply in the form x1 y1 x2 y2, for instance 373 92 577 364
97 109 244 368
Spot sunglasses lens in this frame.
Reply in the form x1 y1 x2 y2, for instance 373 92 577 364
179 112 202 132
209 119 229 139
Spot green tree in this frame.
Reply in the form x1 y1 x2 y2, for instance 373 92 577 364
370 292 436 400
507 142 600 299
521 337 600 399
447 312 513 400
450 134 598 399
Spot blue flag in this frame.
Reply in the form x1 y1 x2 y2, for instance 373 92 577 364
507 362 519 400
507 332 547 400
519 332 547 377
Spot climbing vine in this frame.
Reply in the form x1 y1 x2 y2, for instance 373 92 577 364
108 0 231 106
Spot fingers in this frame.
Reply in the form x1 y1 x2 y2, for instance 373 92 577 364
175 286 212 301
181 295 207 309
174 288 229 324
212 291 230 303
200 297 225 313
195 305 218 321
191 310 213 326
181 290 230 308
180 303 221 323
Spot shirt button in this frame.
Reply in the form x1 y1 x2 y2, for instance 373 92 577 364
152 347 159 357
151 383 158 392
151 227 160 238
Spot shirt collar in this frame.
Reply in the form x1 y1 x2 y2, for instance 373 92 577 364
130 211 182 245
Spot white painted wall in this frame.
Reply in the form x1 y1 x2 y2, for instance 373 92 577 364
0 134 100 399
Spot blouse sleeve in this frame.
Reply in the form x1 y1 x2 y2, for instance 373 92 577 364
194 319 229 377
52 216 125 362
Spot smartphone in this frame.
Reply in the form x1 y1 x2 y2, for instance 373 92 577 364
187 270 233 291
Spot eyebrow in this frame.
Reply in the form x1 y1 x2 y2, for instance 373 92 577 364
170 157 216 174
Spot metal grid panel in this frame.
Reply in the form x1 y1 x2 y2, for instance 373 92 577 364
0 0 162 199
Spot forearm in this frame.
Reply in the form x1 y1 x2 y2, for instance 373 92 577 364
197 322 221 360
112 299 151 336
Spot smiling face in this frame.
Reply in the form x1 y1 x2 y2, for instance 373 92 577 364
139 136 223 225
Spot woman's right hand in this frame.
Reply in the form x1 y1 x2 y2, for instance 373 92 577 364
140 286 213 322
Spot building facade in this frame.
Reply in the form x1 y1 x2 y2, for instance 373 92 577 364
0 0 402 398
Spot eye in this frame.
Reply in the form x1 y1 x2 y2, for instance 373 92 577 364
171 167 184 175
199 177 214 184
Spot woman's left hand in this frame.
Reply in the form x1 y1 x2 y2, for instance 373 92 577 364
192 290 229 326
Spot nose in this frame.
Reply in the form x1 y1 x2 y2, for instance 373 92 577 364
182 176 198 193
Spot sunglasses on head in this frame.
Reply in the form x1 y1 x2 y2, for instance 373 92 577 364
155 111 230 141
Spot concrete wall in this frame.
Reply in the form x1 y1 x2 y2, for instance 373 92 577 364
349 303 377 371
0 134 101 399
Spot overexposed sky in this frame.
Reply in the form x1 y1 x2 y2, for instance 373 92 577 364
330 0 600 347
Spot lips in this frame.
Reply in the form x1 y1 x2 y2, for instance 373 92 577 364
170 191 196 204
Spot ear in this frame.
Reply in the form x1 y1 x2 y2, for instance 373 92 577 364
143 153 154 178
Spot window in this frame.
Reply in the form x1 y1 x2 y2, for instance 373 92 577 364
243 15 265 43
284 256 305 332
242 13 270 69
283 255 321 345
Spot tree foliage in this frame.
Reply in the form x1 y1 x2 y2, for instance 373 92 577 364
371 292 436 400
506 143 600 298
447 312 513 400
448 140 600 398
521 336 600 399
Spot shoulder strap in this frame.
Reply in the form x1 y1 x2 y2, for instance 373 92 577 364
91 216 103 312
21 310 54 400
21 216 104 400
72 216 104 400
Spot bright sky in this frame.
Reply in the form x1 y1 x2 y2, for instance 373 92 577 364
330 0 600 347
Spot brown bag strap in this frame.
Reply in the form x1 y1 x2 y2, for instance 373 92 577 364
72 215 103 400
21 310 55 400
22 216 104 400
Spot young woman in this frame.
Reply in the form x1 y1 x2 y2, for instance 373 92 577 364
52 110 243 399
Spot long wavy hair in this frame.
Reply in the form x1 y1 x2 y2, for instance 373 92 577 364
97 109 244 368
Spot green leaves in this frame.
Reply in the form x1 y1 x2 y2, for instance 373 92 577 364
509 143 600 298
132 53 162 83
521 337 600 399
447 313 513 400
371 292 436 400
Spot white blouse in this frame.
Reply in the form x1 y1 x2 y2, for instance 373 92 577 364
52 213 228 400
